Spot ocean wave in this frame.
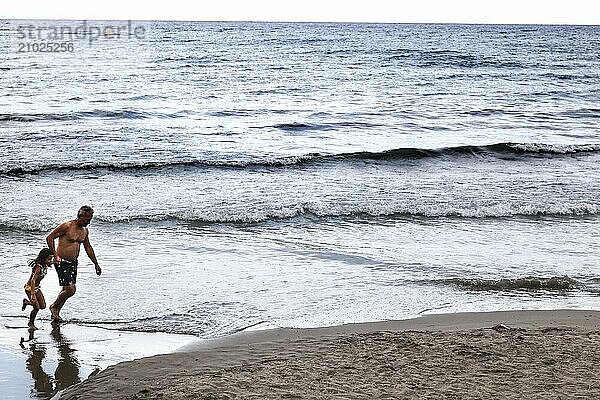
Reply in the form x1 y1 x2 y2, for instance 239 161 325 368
123 94 169 101
3 142 599 176
70 315 208 335
74 202 600 227
506 143 600 154
558 108 600 119
68 302 267 337
3 202 599 233
0 155 320 175
436 276 597 293
387 49 524 69
71 316 269 337
272 121 382 132
0 220 58 233
209 108 293 117
338 142 600 158
0 109 192 122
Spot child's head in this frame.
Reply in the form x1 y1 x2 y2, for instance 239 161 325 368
34 248 54 266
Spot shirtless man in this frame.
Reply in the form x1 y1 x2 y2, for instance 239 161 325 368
46 205 102 323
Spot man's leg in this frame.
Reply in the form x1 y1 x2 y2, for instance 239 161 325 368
50 284 76 322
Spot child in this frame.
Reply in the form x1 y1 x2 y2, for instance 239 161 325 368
22 248 54 331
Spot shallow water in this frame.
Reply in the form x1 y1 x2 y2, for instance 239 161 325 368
0 320 195 400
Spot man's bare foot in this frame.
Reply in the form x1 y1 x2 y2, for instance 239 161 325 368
28 323 38 332
22 298 29 311
50 307 65 323
51 318 65 327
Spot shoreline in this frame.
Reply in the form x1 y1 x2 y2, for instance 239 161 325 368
0 317 196 400
54 309 600 399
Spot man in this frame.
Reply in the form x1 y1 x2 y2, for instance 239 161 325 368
46 205 102 323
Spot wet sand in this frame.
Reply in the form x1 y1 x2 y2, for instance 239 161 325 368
0 317 196 400
54 309 600 399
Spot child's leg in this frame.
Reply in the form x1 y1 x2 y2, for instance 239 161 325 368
22 289 34 311
26 290 43 330
28 307 39 330
35 291 46 310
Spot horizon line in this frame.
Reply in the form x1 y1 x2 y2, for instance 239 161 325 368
3 18 599 27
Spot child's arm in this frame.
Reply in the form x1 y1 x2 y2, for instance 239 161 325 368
27 265 41 305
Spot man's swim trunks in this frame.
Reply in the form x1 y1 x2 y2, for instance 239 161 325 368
56 259 78 286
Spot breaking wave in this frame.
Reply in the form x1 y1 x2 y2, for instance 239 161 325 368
2 202 599 233
438 276 595 292
2 142 599 175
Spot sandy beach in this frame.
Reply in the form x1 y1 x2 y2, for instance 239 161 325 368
54 309 600 399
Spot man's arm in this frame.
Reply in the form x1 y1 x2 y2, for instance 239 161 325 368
46 222 69 264
83 230 102 275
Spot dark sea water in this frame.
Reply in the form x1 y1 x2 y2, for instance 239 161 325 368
1 21 599 391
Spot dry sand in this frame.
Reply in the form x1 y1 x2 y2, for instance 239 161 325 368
54 310 600 399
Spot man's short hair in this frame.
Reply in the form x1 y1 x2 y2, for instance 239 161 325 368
78 205 94 217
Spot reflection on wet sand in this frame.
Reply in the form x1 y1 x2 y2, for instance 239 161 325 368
20 324 81 399
20 330 53 399
7 319 193 399
51 324 81 393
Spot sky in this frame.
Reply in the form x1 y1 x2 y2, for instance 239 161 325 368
2 0 598 24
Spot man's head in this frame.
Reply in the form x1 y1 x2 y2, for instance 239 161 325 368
77 205 94 227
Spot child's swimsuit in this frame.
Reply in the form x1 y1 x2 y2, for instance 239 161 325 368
24 263 48 293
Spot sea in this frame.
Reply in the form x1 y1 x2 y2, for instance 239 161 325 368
1 20 599 398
